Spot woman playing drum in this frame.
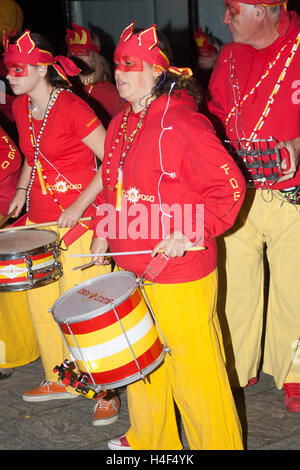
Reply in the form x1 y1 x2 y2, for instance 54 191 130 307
4 30 119 425
64 22 246 449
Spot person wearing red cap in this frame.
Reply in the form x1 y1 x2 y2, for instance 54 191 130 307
208 1 300 412
4 30 121 425
65 23 124 128
77 21 246 450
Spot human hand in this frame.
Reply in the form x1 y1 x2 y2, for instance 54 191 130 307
152 231 192 258
57 202 84 228
277 137 300 183
9 189 26 218
90 237 110 265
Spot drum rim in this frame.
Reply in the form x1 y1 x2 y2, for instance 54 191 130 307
0 270 63 291
0 229 59 258
84 349 166 390
51 270 138 324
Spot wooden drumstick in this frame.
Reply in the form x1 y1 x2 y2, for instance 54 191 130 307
71 246 206 259
71 246 207 270
0 209 16 229
0 216 92 233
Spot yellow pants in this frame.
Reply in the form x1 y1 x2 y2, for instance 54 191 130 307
0 291 39 368
125 270 243 450
218 189 300 389
25 224 110 382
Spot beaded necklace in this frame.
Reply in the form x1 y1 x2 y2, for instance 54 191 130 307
226 32 300 143
105 104 149 210
27 87 90 230
27 88 63 211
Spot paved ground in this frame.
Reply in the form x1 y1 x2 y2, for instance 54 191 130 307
0 358 299 452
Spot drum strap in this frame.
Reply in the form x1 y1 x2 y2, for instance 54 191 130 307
143 252 170 281
60 205 96 247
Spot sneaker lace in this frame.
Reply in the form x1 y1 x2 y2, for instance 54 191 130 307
93 398 118 414
40 379 52 387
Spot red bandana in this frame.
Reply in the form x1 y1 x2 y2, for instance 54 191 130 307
66 23 100 56
114 22 193 78
229 1 290 36
3 29 80 84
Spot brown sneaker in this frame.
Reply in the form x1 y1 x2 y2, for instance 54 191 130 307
0 367 13 380
92 390 120 426
22 380 80 402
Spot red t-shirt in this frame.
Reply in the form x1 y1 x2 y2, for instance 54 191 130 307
208 11 300 190
93 92 246 283
0 125 22 214
13 90 101 223
84 81 124 128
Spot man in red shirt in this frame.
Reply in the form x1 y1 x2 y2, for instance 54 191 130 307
208 0 300 412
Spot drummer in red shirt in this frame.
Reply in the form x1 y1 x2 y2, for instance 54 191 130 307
207 0 300 412
64 21 246 450
5 30 119 425
66 23 124 128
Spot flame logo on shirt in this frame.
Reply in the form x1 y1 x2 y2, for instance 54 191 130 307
55 180 68 193
126 187 140 204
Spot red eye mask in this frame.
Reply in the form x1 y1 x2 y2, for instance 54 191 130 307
6 63 28 77
114 54 144 72
224 1 241 17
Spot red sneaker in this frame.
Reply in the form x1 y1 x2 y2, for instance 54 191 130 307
108 434 131 450
246 377 258 387
284 383 300 412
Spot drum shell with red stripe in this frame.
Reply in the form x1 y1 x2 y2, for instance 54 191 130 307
0 229 62 291
51 271 165 389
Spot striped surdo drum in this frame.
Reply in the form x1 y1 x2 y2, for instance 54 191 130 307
0 229 62 291
51 271 167 389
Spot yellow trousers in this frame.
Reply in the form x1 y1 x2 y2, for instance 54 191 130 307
0 291 39 368
218 189 300 389
25 224 110 382
125 270 243 450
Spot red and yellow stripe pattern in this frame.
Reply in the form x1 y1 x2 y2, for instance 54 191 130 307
58 288 164 387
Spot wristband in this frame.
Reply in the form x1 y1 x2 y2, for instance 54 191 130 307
16 187 28 191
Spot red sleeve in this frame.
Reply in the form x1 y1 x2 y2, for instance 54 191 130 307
0 126 22 183
207 45 231 125
66 93 102 140
179 113 246 242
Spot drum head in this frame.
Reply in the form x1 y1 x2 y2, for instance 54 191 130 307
0 229 58 255
51 271 137 324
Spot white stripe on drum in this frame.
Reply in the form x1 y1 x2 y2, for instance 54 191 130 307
69 312 154 361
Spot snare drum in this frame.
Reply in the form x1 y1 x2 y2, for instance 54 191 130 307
0 229 62 291
51 271 166 389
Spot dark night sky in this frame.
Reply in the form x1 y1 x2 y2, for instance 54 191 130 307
13 0 300 57
16 0 68 54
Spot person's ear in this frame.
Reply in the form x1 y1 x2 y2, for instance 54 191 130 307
153 65 163 79
254 5 266 20
37 65 48 78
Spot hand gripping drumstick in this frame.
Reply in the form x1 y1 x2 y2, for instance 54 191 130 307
0 209 16 229
71 246 207 271
0 216 92 233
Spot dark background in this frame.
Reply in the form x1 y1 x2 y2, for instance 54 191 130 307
17 0 68 54
15 0 300 59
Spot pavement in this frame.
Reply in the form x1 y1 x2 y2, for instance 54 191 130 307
0 358 299 453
